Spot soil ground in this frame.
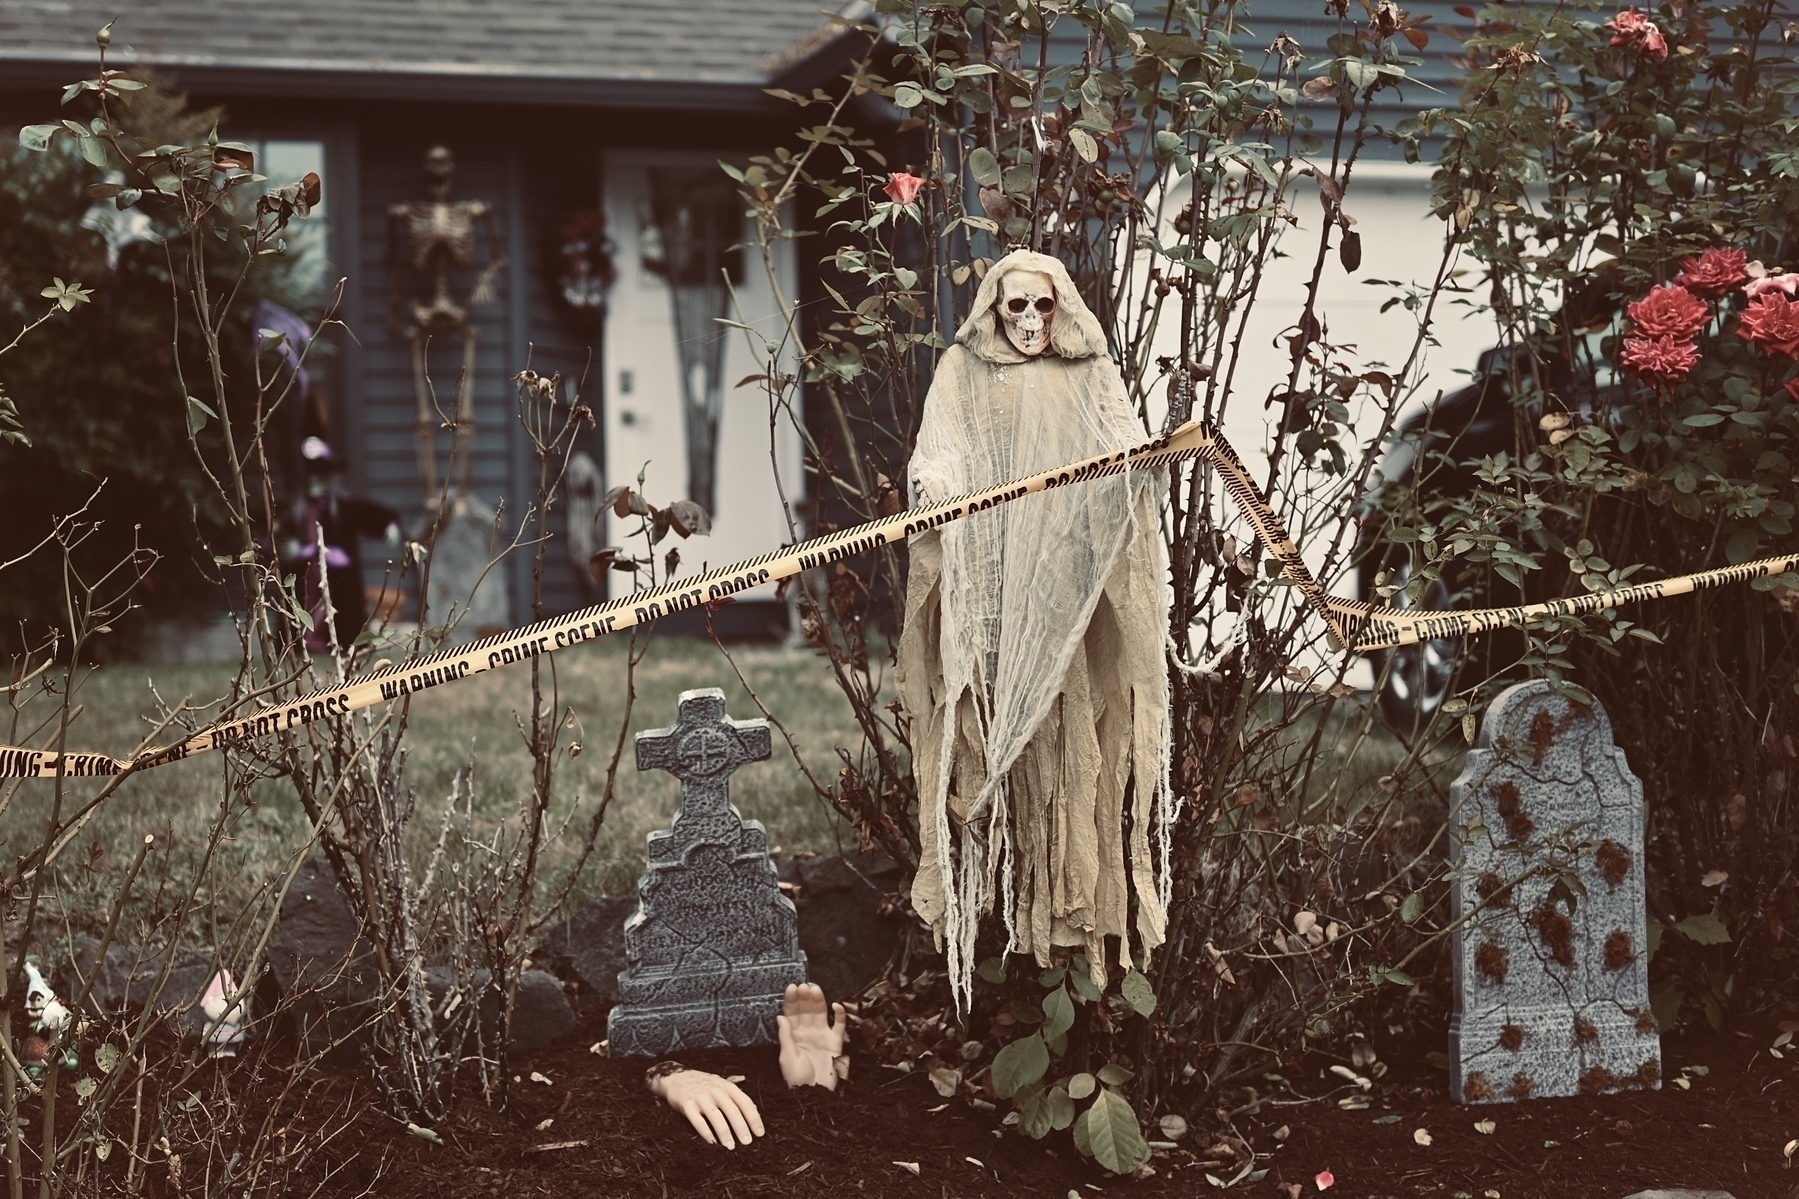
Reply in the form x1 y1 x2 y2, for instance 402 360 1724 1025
289 1004 1798 1199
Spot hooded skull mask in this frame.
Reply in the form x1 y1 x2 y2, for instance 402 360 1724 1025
999 270 1056 356
953 250 1110 365
901 249 1173 1009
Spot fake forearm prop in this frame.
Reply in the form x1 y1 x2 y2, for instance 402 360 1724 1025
3 420 1794 780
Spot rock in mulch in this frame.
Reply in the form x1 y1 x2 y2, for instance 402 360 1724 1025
509 969 578 1049
792 845 904 1002
424 966 578 1051
62 937 219 1037
535 896 638 1002
268 855 382 1048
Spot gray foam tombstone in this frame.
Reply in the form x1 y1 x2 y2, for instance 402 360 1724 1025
1449 680 1661 1103
424 497 509 645
606 688 808 1056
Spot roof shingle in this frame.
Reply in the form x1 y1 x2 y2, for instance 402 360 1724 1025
0 0 850 106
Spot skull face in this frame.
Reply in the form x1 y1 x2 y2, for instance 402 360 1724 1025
999 270 1056 357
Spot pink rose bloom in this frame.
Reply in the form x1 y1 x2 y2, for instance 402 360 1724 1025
1639 23 1668 58
1673 247 1749 298
1745 271 1799 301
883 172 926 205
1738 294 1799 359
1626 284 1709 339
1620 333 1701 383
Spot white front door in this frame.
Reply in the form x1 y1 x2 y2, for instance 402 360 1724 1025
601 150 803 603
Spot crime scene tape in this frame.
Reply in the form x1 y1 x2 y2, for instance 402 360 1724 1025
2 419 1794 780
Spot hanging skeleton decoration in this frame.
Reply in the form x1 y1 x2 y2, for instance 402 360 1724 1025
387 145 506 505
897 250 1173 1006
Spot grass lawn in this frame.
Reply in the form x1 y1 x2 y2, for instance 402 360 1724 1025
6 632 876 938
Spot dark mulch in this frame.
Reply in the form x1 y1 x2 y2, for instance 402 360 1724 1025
284 1005 1797 1199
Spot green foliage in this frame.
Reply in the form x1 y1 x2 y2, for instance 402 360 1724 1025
1397 0 1799 1025
978 951 1160 1170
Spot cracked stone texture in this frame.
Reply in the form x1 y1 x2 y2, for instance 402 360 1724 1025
606 688 807 1057
1448 680 1661 1104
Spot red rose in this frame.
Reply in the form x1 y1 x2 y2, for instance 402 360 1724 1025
1738 293 1799 359
1606 8 1670 59
1620 333 1700 383
883 172 926 205
1674 248 1749 298
1626 284 1709 339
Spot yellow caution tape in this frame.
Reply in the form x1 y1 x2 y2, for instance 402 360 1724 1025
2 419 1792 779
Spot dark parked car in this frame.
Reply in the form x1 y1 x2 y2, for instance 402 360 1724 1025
1353 337 1611 733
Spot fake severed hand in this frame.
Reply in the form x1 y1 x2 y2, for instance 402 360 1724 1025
776 982 848 1090
645 1063 764 1149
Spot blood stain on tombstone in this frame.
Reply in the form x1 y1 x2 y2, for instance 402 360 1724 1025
1494 781 1535 842
1530 903 1575 967
1596 839 1632 887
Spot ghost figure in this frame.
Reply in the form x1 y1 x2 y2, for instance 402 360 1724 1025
898 250 1172 1005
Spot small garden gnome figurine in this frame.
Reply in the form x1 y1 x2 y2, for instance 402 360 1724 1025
199 970 247 1058
23 962 67 1034
897 250 1173 1008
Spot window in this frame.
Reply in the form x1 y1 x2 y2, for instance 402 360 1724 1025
244 139 330 299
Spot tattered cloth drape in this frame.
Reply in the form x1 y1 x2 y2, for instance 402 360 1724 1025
897 251 1173 1006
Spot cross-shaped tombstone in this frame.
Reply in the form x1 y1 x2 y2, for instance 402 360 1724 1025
607 688 808 1057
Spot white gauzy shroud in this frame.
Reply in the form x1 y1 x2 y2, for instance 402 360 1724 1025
906 250 1173 1005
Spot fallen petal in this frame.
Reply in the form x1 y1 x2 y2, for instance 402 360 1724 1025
1413 1128 1433 1146
1315 1168 1336 1190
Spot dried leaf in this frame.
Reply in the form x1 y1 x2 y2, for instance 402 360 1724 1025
1302 77 1339 100
927 1066 963 1097
1339 229 1362 273
603 485 632 515
1701 869 1728 888
667 499 713 538
893 1161 921 1176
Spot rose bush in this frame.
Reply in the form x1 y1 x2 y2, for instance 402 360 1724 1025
1419 0 1799 1028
